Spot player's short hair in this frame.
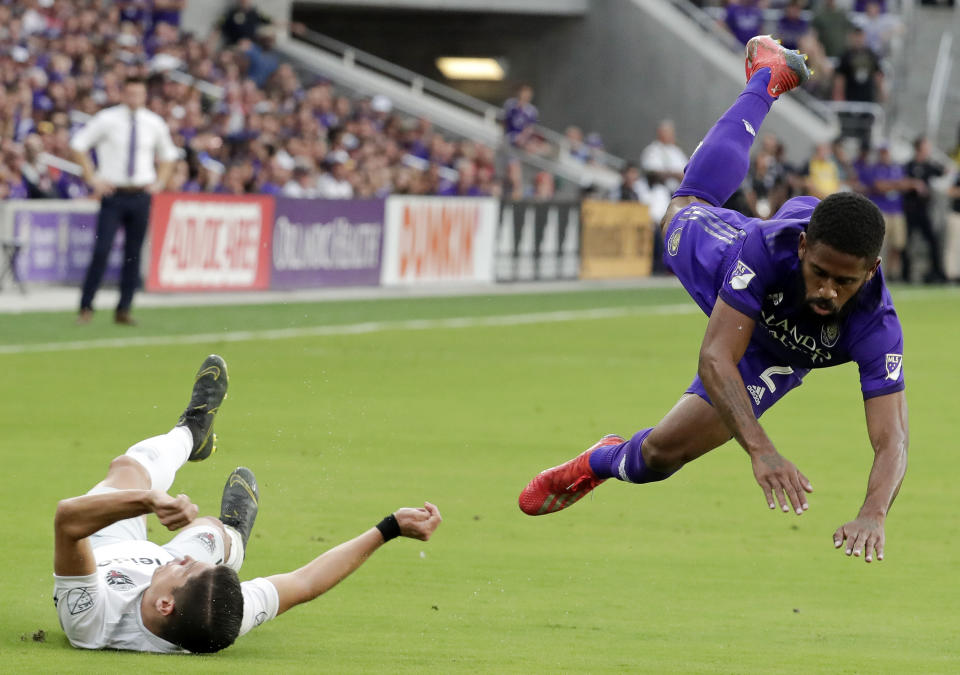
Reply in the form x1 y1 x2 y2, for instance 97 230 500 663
163 566 243 654
806 192 885 261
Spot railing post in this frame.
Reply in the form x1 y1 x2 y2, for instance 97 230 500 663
411 77 424 95
343 49 355 67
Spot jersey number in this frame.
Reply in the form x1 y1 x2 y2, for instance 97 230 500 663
759 366 794 392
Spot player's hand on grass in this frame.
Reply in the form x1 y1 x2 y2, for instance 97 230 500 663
150 491 198 531
394 502 442 541
833 516 884 562
749 450 813 515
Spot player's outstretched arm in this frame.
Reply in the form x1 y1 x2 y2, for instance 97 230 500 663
699 298 813 515
833 391 908 563
267 502 442 616
54 490 198 576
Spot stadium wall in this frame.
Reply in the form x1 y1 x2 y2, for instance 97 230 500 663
1 197 652 292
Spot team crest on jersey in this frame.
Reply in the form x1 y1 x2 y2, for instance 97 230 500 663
667 225 683 256
193 532 216 554
746 384 766 406
766 292 783 306
885 353 903 381
67 588 94 615
729 259 756 290
820 321 840 347
105 569 134 589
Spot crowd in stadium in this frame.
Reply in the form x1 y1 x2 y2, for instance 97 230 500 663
1 0 958 281
0 0 522 202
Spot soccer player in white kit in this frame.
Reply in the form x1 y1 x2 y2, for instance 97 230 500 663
53 355 442 654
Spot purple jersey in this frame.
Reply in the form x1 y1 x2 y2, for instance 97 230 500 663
501 98 538 141
726 5 765 45
666 197 905 404
867 162 904 214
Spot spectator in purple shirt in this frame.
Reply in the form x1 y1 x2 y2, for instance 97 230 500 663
725 0 766 46
152 0 185 29
501 84 540 151
776 0 809 51
866 144 909 281
436 159 486 197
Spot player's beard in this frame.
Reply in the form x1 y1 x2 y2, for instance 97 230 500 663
800 286 862 321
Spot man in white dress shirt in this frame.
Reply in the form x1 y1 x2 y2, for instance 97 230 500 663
71 77 180 326
53 354 442 654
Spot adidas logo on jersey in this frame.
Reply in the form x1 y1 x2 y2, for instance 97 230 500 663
747 384 766 406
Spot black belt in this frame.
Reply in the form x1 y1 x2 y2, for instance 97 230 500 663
113 186 149 193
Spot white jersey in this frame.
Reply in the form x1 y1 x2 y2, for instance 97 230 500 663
53 539 279 653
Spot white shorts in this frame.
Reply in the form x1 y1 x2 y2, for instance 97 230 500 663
86 486 225 565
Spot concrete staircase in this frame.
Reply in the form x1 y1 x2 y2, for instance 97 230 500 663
890 2 960 154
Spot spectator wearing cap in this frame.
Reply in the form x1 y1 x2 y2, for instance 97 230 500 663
316 150 354 199
282 160 319 198
832 27 884 147
71 76 179 326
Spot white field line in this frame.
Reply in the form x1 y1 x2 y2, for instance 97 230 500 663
0 304 698 355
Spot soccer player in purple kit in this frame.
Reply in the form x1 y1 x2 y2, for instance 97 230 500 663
519 36 908 565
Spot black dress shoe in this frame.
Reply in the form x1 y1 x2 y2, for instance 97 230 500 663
114 309 137 325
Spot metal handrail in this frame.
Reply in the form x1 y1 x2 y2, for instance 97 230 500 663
669 0 837 126
297 29 501 123
294 28 628 173
166 69 225 100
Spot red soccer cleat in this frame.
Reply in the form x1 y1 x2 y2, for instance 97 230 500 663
518 434 625 516
745 35 811 98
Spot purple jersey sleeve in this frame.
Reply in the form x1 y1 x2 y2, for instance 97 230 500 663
848 304 905 399
717 225 774 319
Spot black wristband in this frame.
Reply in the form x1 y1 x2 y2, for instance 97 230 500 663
376 514 401 541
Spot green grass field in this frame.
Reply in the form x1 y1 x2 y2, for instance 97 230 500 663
2 285 958 673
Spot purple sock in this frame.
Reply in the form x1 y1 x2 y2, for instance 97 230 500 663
588 428 674 483
674 69 777 206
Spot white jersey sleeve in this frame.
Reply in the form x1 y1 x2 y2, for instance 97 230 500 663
53 572 108 649
239 577 280 637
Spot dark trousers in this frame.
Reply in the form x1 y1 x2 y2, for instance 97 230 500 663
80 191 151 311
903 204 946 283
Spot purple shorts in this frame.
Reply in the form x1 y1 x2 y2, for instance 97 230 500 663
663 204 809 418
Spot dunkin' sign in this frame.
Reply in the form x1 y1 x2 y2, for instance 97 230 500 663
380 196 497 285
147 194 274 291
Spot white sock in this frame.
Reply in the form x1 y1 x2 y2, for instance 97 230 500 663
223 525 245 571
124 427 192 492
